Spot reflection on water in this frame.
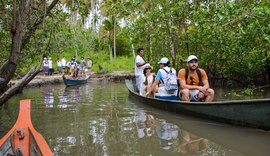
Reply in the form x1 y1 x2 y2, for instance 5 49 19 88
44 89 54 108
0 82 269 156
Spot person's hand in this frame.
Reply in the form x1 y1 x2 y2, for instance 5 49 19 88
198 86 207 95
145 90 152 96
198 92 205 101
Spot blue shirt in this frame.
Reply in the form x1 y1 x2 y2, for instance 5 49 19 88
156 67 178 82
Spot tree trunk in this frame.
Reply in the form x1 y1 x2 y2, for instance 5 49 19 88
0 0 30 93
0 0 59 98
113 19 116 61
109 42 113 63
0 66 41 105
130 37 135 58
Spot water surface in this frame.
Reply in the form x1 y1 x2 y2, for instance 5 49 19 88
0 81 270 156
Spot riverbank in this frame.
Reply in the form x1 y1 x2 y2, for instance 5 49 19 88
11 71 135 88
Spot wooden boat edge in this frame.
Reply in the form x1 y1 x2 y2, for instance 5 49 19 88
125 79 270 130
125 79 270 105
0 99 53 155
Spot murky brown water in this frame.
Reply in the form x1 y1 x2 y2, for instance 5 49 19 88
1 81 270 156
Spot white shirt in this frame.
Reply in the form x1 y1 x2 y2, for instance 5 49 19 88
139 74 155 96
48 60 53 69
57 60 62 67
87 60 92 68
61 58 66 67
43 60 48 67
142 75 155 87
134 55 146 76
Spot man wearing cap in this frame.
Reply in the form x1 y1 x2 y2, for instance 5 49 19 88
177 55 214 102
146 57 178 95
134 48 149 92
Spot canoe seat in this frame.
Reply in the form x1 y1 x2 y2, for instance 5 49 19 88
154 92 178 100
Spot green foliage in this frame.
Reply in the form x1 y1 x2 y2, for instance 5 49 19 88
1 0 270 88
86 51 133 73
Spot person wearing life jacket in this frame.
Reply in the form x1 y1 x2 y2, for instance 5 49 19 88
177 55 214 102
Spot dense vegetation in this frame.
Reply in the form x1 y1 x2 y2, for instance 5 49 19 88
0 1 269 95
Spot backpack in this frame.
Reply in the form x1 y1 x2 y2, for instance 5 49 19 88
162 68 178 91
185 67 203 86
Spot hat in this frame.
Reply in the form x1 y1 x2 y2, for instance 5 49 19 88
187 55 198 62
144 64 152 70
49 57 52 60
158 57 169 64
44 57 47 60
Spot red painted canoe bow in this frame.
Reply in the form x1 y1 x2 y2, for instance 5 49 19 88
0 99 53 156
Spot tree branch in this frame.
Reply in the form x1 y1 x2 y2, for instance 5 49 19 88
21 0 59 49
0 66 41 105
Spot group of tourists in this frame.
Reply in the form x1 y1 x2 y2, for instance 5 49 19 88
134 48 215 102
43 56 93 78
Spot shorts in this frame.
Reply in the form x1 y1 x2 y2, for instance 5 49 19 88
57 66 62 71
179 90 200 101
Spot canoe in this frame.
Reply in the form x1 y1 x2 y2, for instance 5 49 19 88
125 79 270 130
62 75 89 86
0 100 53 156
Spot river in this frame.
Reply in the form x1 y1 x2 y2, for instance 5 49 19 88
0 81 270 156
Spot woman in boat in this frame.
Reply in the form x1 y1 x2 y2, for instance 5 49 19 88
178 55 214 102
139 64 157 96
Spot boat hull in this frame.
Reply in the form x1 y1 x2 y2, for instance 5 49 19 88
62 75 89 86
0 100 53 156
125 79 270 130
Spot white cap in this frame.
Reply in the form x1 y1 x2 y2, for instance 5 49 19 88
49 57 52 60
158 57 169 64
187 55 198 62
144 64 153 70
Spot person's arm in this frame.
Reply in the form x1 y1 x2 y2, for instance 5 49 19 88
198 70 210 95
146 79 159 96
145 70 161 96
136 61 149 67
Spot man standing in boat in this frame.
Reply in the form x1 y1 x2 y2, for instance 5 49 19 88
134 48 149 92
177 55 214 102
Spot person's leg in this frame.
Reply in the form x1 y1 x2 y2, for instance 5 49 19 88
205 88 215 102
180 89 190 101
135 75 142 92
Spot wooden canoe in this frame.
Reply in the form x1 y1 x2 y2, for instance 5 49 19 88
0 99 53 156
62 75 89 86
125 79 270 130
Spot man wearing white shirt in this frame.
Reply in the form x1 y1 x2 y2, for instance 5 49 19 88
48 57 53 75
61 56 66 73
134 48 149 92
